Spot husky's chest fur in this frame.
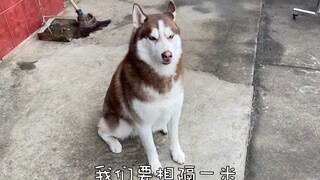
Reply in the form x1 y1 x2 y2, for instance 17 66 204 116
132 78 183 131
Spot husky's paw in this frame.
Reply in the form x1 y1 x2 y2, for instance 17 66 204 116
171 148 185 164
150 160 162 175
108 138 122 154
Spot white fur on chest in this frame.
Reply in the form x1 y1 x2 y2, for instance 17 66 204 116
132 80 183 131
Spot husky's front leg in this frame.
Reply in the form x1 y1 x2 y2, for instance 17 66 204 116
168 93 185 164
138 126 161 174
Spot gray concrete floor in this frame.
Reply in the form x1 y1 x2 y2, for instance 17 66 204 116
246 0 320 179
0 0 261 179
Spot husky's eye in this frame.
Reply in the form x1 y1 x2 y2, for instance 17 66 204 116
148 36 157 41
168 35 174 39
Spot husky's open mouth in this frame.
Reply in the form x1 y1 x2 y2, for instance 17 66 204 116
162 60 171 65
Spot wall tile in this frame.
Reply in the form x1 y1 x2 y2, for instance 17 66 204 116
1 0 20 11
0 14 15 59
0 2 4 14
5 3 29 45
21 0 42 33
50 0 63 15
1 0 65 58
39 0 53 17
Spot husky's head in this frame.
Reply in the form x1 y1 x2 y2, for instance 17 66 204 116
131 1 182 76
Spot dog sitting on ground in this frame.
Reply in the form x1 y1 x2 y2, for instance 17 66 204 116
98 0 185 174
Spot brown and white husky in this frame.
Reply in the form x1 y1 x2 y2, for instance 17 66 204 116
98 1 184 174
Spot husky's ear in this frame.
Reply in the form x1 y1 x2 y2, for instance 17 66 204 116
132 3 147 28
167 0 176 21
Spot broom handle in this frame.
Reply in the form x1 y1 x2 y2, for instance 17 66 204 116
69 0 80 11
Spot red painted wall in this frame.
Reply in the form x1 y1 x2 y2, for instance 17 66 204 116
0 0 64 59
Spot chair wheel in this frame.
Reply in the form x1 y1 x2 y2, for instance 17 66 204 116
293 13 298 20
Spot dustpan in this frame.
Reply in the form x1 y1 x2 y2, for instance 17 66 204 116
38 18 80 42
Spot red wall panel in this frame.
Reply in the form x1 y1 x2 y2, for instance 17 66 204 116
0 2 3 13
1 0 20 11
50 0 63 15
39 0 53 17
21 0 42 33
0 14 15 59
5 3 30 45
0 0 64 59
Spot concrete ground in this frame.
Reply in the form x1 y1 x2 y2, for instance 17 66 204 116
246 0 320 179
0 0 261 180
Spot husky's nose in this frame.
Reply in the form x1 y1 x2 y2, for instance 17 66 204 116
161 51 172 61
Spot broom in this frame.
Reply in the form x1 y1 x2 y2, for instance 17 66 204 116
69 0 111 38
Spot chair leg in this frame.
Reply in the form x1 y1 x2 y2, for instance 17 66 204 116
292 0 320 19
